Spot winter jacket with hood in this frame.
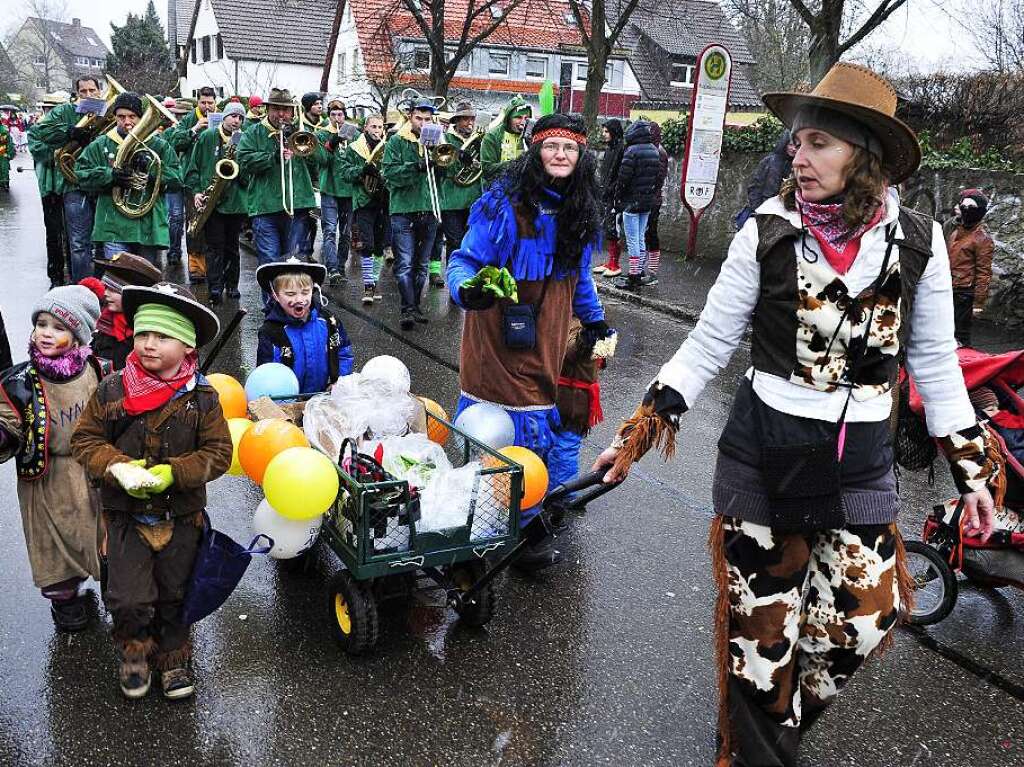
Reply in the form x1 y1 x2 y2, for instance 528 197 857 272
599 119 624 205
256 302 354 394
615 121 662 212
734 130 793 230
944 219 994 307
649 122 669 205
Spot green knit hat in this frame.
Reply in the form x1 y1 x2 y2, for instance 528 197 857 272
133 303 196 348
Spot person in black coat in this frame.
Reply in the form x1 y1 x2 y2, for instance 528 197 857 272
734 129 795 230
594 119 625 277
643 122 669 286
613 120 662 290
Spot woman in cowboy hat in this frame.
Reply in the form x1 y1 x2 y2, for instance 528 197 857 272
592 62 999 765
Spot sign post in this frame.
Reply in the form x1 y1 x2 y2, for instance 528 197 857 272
679 44 732 259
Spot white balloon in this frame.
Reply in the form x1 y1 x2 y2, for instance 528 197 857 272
361 355 411 394
252 499 323 559
453 403 515 450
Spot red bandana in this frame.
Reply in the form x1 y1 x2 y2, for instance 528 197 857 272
531 127 587 146
557 376 604 428
96 308 133 342
122 350 199 415
797 190 884 275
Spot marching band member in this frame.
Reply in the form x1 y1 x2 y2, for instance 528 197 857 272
381 98 440 330
167 88 217 281
184 102 248 304
436 100 483 287
245 95 265 129
74 93 182 266
28 76 103 285
316 99 357 285
300 92 328 131
479 95 530 183
236 88 317 267
338 113 388 304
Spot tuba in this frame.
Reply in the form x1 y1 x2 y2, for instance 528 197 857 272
187 131 240 238
54 75 126 184
453 128 484 187
111 95 178 219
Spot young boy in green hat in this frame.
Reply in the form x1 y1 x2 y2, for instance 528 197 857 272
72 282 232 701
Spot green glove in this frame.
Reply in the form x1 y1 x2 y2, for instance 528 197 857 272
148 464 175 494
125 485 151 500
461 266 519 303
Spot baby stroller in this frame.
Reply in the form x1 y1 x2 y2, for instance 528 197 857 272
900 348 1024 625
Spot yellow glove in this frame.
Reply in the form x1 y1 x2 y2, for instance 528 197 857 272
148 464 174 494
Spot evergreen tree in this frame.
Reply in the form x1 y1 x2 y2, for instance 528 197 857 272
106 1 177 97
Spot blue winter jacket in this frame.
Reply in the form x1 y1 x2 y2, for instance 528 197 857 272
256 303 354 393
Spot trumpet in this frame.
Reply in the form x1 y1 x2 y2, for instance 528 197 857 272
54 75 125 184
431 143 458 168
453 128 485 187
278 120 319 217
111 95 178 219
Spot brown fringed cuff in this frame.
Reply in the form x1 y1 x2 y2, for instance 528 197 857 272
611 402 679 478
937 423 999 494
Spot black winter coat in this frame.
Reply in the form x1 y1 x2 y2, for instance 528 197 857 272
615 122 661 212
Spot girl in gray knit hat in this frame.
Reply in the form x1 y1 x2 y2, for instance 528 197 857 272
0 284 109 632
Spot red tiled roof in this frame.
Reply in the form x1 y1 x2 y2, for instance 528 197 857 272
352 0 590 78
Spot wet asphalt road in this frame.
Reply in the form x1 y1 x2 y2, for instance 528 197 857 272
1 166 1024 767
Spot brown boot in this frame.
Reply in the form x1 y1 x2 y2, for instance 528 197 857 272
117 638 156 700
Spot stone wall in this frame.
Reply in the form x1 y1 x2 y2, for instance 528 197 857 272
655 155 1024 323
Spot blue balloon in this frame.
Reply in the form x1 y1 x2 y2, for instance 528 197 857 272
245 363 300 402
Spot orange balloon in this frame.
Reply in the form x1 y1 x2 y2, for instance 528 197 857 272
238 418 309 484
418 396 449 445
208 373 248 419
499 446 549 509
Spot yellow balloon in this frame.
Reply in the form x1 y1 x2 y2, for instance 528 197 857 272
227 418 253 476
263 447 340 520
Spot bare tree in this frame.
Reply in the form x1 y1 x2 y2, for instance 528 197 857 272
721 0 810 91
972 0 1024 72
396 0 534 99
567 0 645 134
5 0 70 97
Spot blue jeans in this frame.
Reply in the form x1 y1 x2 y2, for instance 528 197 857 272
63 190 95 282
252 212 301 266
320 195 352 272
165 190 185 261
102 241 160 266
622 209 650 275
390 212 437 312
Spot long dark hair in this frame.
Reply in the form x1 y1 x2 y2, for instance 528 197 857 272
496 141 602 271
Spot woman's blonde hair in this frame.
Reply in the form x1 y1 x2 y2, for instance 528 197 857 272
781 144 888 230
272 272 315 292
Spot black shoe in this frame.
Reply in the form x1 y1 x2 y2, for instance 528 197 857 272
513 538 564 573
119 665 152 700
328 270 345 286
161 667 195 700
613 274 642 290
362 285 375 305
50 597 89 632
227 288 241 299
209 291 222 305
400 311 415 330
189 275 206 285
166 253 182 264
640 272 659 287
430 274 445 288
412 307 429 324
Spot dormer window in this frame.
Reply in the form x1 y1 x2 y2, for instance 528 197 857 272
670 60 695 88
490 4 503 18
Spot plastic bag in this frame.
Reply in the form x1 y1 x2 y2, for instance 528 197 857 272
419 462 480 533
303 392 369 460
372 434 452 490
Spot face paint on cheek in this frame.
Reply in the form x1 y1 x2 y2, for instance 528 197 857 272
55 337 71 350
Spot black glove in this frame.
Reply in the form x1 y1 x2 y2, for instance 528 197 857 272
581 320 612 351
111 167 134 188
458 283 496 311
642 383 688 428
416 158 428 173
69 126 92 144
324 135 339 153
459 149 473 165
363 163 380 178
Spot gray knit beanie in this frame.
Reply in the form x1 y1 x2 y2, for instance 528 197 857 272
32 285 101 346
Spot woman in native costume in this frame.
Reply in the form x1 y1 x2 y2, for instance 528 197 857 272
447 113 613 571
593 63 1000 766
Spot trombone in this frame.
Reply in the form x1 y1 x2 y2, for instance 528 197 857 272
278 110 318 217
419 121 447 221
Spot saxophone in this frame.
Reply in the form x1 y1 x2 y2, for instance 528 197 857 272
187 131 240 238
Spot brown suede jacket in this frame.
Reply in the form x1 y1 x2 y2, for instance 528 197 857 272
71 372 232 517
945 220 994 308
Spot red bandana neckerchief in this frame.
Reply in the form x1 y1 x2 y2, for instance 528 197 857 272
122 350 199 415
797 190 884 275
96 308 133 342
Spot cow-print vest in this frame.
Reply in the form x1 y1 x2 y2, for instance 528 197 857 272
750 206 934 401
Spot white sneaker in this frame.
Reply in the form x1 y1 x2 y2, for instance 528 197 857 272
592 263 607 274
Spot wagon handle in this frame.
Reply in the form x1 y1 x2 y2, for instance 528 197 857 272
544 470 624 513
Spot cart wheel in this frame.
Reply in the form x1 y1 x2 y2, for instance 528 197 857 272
326 572 379 654
450 560 496 628
905 540 958 626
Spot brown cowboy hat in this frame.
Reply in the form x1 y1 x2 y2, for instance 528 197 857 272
762 62 921 184
122 282 220 348
451 101 476 118
266 88 296 108
93 251 162 287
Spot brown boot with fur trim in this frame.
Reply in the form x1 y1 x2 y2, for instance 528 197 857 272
118 638 156 700
156 641 195 700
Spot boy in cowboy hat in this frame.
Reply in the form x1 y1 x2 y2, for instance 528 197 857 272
255 258 354 393
72 283 232 701
92 251 163 369
236 88 317 266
